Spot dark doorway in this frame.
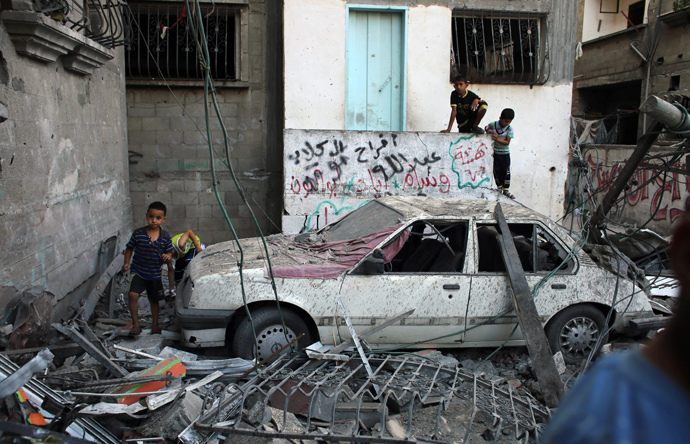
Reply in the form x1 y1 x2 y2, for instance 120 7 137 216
574 81 642 144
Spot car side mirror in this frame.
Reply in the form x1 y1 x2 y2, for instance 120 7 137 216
353 249 386 275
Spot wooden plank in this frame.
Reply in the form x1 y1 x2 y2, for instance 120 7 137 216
53 323 129 378
82 253 124 321
494 203 563 407
0 343 83 359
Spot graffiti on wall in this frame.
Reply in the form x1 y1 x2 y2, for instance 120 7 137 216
284 131 493 231
587 154 689 227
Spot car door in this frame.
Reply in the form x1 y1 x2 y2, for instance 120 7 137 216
338 220 472 348
465 221 579 346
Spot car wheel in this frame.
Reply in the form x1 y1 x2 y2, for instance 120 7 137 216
545 305 608 365
230 306 313 362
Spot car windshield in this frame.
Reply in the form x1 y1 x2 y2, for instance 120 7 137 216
321 201 405 242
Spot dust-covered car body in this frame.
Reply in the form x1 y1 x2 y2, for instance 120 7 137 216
176 196 658 363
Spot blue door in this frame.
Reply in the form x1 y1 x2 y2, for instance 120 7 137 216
347 10 405 131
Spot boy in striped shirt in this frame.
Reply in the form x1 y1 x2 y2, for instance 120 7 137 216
121 201 174 336
485 108 516 199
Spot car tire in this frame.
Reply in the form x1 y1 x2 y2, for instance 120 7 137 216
230 306 313 362
545 304 608 365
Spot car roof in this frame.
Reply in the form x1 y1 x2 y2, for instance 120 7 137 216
376 196 546 221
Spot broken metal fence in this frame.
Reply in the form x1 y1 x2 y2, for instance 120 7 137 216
0 353 119 444
191 353 550 444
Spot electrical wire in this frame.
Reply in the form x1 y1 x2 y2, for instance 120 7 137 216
182 0 292 357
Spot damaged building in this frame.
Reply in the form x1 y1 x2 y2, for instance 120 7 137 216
0 0 688 441
570 0 690 235
0 0 579 322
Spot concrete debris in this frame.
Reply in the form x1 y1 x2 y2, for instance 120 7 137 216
0 348 53 399
0 267 655 444
5 287 55 351
553 352 566 375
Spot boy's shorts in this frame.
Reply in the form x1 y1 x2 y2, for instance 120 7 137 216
129 275 165 302
174 248 197 283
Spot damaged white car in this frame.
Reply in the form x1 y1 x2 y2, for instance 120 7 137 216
176 196 662 364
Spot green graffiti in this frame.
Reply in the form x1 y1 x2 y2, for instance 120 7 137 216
448 135 490 189
305 198 370 232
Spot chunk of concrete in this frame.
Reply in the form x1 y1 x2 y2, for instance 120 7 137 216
137 391 203 441
553 352 566 375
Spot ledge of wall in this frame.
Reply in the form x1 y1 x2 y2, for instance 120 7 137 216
1 10 114 75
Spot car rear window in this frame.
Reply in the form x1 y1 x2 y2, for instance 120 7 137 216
322 201 405 242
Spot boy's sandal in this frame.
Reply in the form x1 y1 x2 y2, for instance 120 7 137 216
129 326 142 336
503 191 516 199
151 328 162 335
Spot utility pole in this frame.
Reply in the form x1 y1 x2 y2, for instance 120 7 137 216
587 96 690 244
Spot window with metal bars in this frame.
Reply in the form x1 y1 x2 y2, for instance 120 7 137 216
451 12 547 85
124 3 237 81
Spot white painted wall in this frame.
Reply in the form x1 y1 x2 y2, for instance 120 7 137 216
405 6 451 131
582 0 649 42
284 1 572 230
284 0 347 129
283 130 496 233
472 84 573 222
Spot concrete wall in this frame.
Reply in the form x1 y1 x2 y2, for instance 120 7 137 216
0 17 130 319
283 0 576 228
575 144 689 236
127 1 284 245
574 0 690 137
283 130 496 232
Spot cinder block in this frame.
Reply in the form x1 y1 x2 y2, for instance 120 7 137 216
183 131 207 145
127 106 156 118
171 192 199 206
183 177 206 192
217 102 239 117
169 116 201 132
128 129 157 145
156 130 182 145
198 189 220 205
141 117 170 131
155 103 184 118
193 204 214 218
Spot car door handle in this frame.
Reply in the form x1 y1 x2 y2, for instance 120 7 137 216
551 284 567 289
443 284 460 290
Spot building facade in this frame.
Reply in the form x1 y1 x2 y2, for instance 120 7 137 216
125 0 284 245
572 0 690 234
0 0 130 319
283 0 578 232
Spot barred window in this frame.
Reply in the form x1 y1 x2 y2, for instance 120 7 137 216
125 3 238 81
451 12 548 85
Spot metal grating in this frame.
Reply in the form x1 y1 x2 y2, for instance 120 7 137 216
124 2 238 81
192 353 550 443
452 11 548 85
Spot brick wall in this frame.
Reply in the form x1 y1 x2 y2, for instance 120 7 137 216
126 1 283 245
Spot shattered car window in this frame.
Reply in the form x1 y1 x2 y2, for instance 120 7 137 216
321 201 405 242
477 223 575 273
386 221 468 273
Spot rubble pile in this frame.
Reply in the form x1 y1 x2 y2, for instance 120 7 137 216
0 283 637 444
